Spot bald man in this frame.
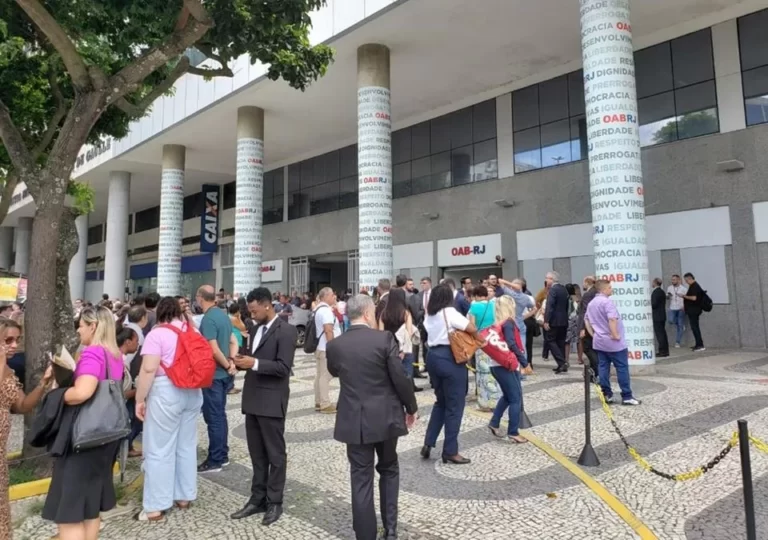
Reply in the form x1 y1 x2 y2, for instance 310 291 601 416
197 284 238 473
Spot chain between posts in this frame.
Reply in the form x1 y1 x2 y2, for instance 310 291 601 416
588 368 738 481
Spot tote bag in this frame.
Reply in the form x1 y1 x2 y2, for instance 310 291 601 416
72 349 131 453
443 310 482 364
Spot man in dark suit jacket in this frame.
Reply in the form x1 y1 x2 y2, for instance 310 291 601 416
544 271 570 374
327 294 418 540
409 278 431 379
232 287 297 526
651 278 669 357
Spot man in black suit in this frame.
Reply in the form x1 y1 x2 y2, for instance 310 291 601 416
231 287 297 526
543 271 570 374
327 294 418 540
651 278 669 357
409 277 432 379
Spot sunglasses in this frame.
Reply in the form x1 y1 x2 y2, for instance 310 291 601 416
4 337 18 345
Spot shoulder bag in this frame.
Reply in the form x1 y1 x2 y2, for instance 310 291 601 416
72 348 131 453
443 309 482 364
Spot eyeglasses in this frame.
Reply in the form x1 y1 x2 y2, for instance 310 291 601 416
4 337 18 345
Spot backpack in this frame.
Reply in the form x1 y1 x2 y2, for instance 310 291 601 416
303 305 330 354
160 323 216 389
700 290 713 313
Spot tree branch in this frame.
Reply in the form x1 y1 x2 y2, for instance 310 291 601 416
0 174 20 227
31 62 69 159
14 0 92 90
0 97 36 176
115 56 192 118
108 0 213 98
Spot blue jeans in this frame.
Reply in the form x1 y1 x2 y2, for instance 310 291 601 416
668 309 685 345
402 353 414 379
202 378 229 466
126 398 143 448
424 345 468 457
597 349 634 401
143 378 203 512
489 367 522 436
225 375 235 393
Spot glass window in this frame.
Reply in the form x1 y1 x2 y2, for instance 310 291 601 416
743 64 768 99
182 192 203 221
223 181 236 210
339 176 357 209
512 85 539 131
411 121 430 159
570 116 588 162
449 107 473 149
430 114 451 154
288 164 301 192
746 96 768 126
539 76 569 124
393 162 411 199
392 128 411 164
264 196 283 225
540 120 572 168
412 175 430 196
288 192 309 220
738 9 768 71
451 145 473 186
128 215 133 235
672 29 714 88
635 42 673 99
323 150 340 182
473 99 496 142
568 71 585 117
310 181 339 216
87 225 102 246
339 145 357 178
135 206 160 233
473 139 498 182
639 92 677 147
675 80 717 116
514 127 541 173
412 156 430 180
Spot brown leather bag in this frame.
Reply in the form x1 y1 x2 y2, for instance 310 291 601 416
443 310 483 364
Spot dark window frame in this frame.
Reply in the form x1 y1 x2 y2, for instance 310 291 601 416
738 9 768 126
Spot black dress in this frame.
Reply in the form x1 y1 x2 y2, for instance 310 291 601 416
42 440 120 523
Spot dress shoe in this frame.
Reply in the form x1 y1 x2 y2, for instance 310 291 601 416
380 528 398 539
420 445 431 459
230 502 267 520
442 454 471 465
262 504 283 526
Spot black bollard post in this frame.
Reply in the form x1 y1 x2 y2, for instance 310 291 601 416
577 364 600 467
738 420 757 540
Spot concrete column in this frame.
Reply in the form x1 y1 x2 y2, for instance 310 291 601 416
712 20 746 134
580 0 655 372
233 106 265 296
103 171 130 299
157 145 185 296
0 227 14 270
496 93 514 179
69 214 89 303
357 44 393 292
14 218 32 275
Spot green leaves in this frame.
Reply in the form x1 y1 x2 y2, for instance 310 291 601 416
66 180 94 215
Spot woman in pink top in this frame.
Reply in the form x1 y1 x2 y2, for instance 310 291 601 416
134 297 204 522
43 306 124 540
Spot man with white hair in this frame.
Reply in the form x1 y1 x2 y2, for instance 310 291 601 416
314 287 340 414
543 271 570 374
327 294 417 540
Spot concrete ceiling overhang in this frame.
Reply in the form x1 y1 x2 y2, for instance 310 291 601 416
74 0 768 223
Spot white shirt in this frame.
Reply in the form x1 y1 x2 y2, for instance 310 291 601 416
424 307 469 347
250 315 278 371
667 284 688 311
314 302 341 352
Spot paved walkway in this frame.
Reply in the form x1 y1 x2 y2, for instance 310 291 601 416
11 347 768 539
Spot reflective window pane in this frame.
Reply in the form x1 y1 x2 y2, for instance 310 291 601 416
430 114 451 154
411 175 431 195
473 139 498 181
450 107 473 148
272 169 284 196
340 176 357 209
746 95 768 126
393 162 411 199
676 108 718 140
183 192 203 220
570 116 588 162
672 30 714 88
431 171 451 191
288 164 301 192
451 145 473 186
411 121 430 159
514 126 541 173
310 181 339 215
635 42 673 99
412 156 430 179
568 70 585 116
392 128 411 164
539 76 569 124
339 145 357 178
473 99 496 142
512 85 539 131
223 181 236 210
540 120 572 168
675 80 717 116
323 150 340 181
743 65 768 99
87 225 102 245
431 150 450 174
738 9 768 71
638 92 676 146
264 172 275 199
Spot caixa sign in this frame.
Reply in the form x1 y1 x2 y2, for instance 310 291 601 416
437 234 501 267
200 185 220 253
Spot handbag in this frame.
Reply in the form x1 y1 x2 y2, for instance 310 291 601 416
72 348 131 453
443 309 482 364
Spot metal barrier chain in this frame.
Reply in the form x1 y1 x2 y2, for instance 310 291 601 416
589 368 738 481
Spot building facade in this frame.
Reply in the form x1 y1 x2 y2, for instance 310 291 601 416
3 0 768 350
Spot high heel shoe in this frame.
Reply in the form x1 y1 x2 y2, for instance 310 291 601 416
420 445 431 459
441 454 471 465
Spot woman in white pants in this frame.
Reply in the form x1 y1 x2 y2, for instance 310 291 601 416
134 297 204 521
